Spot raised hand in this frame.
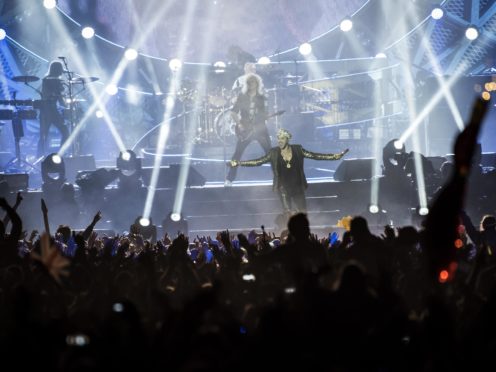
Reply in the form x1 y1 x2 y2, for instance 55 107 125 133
92 211 102 225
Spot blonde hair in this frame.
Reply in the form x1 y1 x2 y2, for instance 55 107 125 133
277 128 292 140
241 73 264 95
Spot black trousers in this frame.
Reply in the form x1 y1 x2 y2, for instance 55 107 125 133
227 129 271 182
278 186 307 214
38 106 69 157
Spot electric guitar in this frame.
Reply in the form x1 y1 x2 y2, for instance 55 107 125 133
235 110 285 141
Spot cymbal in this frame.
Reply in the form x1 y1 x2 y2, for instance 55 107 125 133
12 75 40 83
69 76 99 84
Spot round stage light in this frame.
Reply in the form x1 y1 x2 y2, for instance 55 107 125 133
257 56 271 65
81 26 95 39
43 0 57 9
124 48 138 60
375 52 387 59
465 26 479 41
105 84 118 96
95 110 104 118
0 28 6 40
52 154 62 164
393 140 403 150
213 61 226 73
431 7 444 20
482 91 491 101
121 151 131 161
368 204 379 214
298 43 312 56
419 207 429 216
169 58 182 72
340 18 353 32
139 217 150 227
170 212 181 222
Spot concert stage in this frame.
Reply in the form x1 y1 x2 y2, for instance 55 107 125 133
5 171 415 237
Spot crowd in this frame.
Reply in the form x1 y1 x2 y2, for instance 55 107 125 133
0 99 495 371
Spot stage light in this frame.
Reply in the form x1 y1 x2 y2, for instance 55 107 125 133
257 56 271 65
41 153 65 184
105 84 118 96
0 28 6 40
394 140 403 150
139 217 150 227
375 52 387 59
43 0 57 9
213 61 226 73
124 48 138 61
162 212 188 237
418 207 429 216
482 91 491 101
95 110 104 118
52 154 62 164
431 7 444 20
121 151 131 161
169 58 182 72
368 204 380 214
465 26 479 41
117 150 141 178
340 18 353 32
298 43 312 56
81 26 95 39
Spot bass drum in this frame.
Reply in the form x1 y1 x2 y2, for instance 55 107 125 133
214 108 237 144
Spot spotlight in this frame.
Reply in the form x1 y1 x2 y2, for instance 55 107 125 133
116 150 142 190
124 48 138 61
368 204 380 214
81 26 95 39
52 154 62 164
375 52 387 59
465 26 479 41
431 7 444 20
105 84 118 96
169 58 182 72
0 28 6 40
121 151 131 161
393 140 403 150
340 18 353 32
418 207 429 216
162 212 188 236
95 110 104 118
213 61 226 73
298 43 312 56
43 0 57 9
139 217 150 227
41 153 65 185
257 56 271 65
117 150 141 178
481 91 491 101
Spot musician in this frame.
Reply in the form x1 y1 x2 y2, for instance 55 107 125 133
228 128 348 214
38 61 68 157
226 73 271 186
232 62 257 95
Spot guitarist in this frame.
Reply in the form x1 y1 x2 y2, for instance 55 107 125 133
226 73 271 186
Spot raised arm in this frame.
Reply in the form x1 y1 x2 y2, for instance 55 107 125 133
302 147 349 161
229 153 271 167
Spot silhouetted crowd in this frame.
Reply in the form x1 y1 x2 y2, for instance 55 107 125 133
0 100 495 371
